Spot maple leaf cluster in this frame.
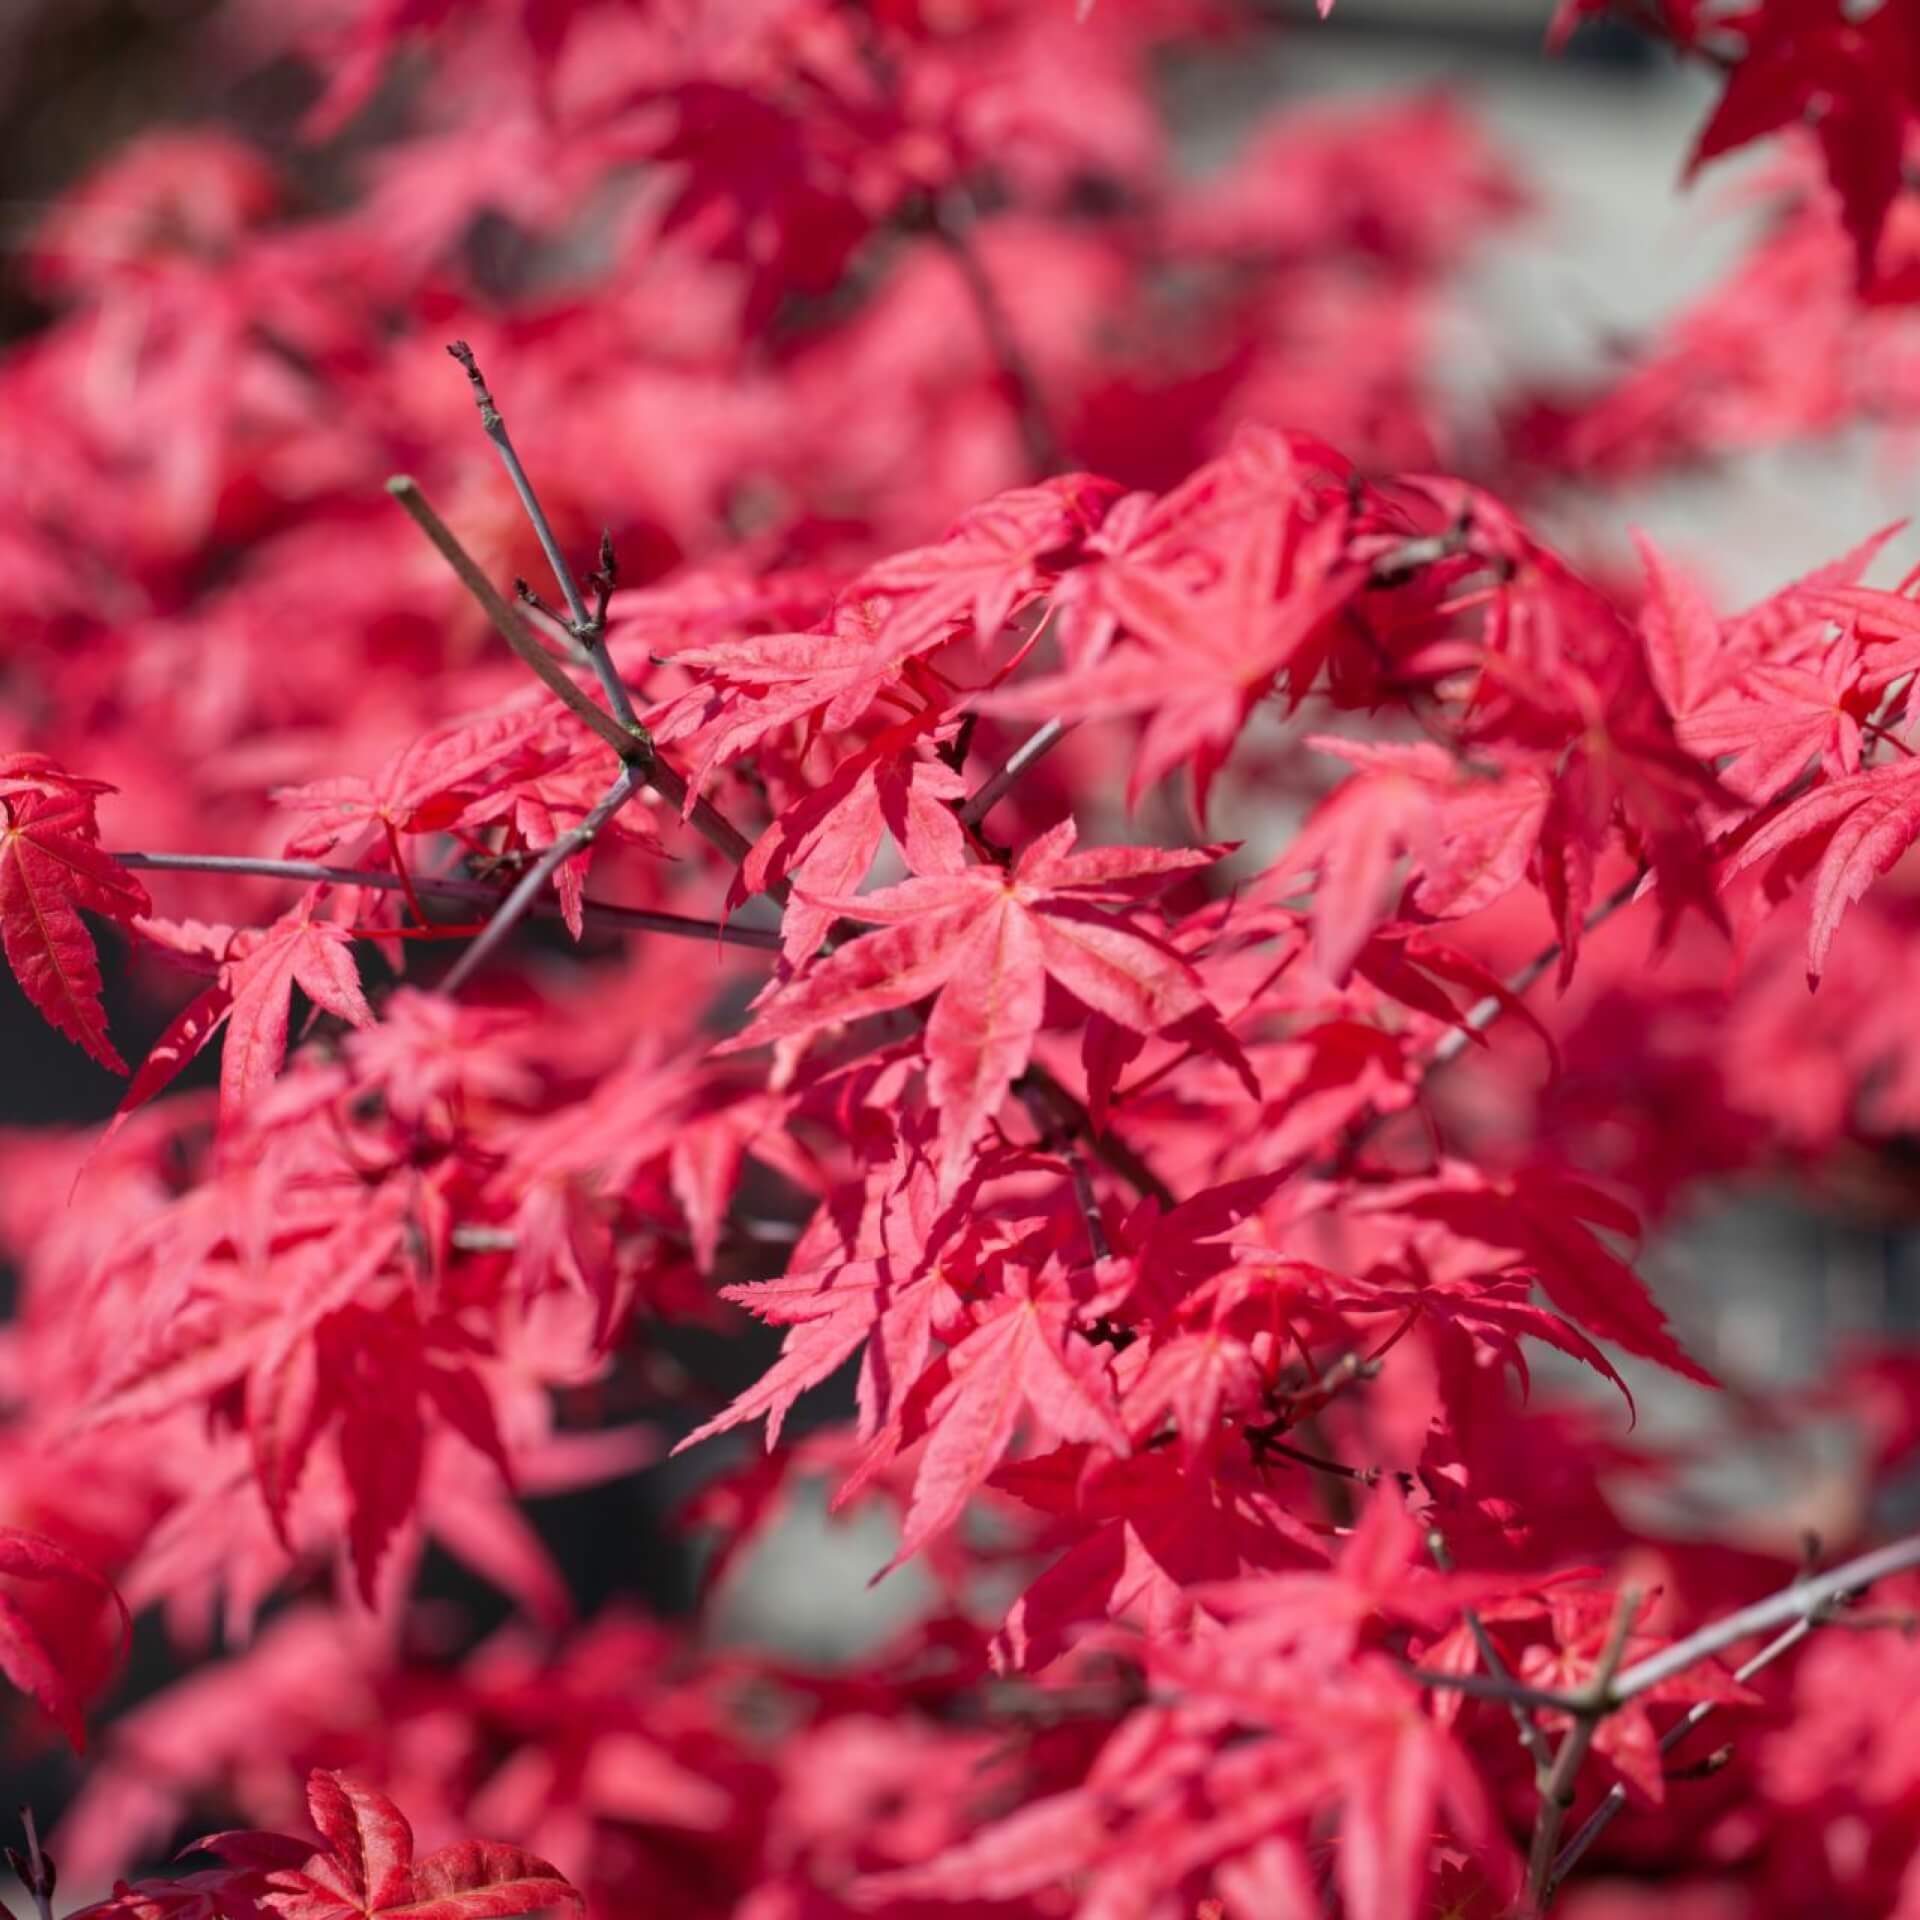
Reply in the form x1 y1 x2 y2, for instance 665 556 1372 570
1549 0 1920 294
8 3 1920 1919
1501 3 1920 484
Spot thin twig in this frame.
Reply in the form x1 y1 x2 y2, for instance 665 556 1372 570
387 475 760 872
1609 1533 1920 1703
1523 1587 1640 1915
1253 1437 1377 1482
449 340 596 636
1546 1617 1812 1896
115 852 783 951
386 476 648 764
1425 867 1644 1077
1022 1083 1112 1260
13 1808 55 1920
445 341 642 731
1064 1141 1110 1262
1414 1537 1920 1720
1427 1526 1556 1779
1409 1669 1586 1714
441 766 647 993
1411 1535 1920 1910
961 718 1073 827
1021 1065 1177 1211
1317 864 1647 1183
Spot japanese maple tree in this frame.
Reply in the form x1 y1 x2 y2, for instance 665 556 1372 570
5 1 1920 1917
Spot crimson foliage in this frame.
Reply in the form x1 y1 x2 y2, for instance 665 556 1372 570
5 3 1920 1918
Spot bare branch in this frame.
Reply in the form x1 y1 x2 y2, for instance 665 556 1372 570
445 340 643 732
1424 866 1644 1077
961 718 1073 827
386 476 648 765
1251 1436 1381 1483
441 765 648 993
447 346 589 633
1020 1081 1111 1261
1021 1064 1177 1212
1609 1533 1920 1703
1320 864 1649 1185
1547 1617 1813 1896
12 1808 55 1920
387 474 761 873
115 851 783 952
1427 1526 1557 1780
1410 1537 1920 1907
1523 1587 1641 1915
1410 1668 1585 1714
1413 1535 1920 1726
1064 1140 1110 1262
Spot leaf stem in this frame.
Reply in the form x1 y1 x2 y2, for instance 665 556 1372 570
1410 1669 1584 1713
448 341 598 636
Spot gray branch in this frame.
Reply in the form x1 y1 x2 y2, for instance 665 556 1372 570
115 852 781 951
441 765 649 993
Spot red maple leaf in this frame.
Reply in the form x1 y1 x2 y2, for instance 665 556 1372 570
258 1770 581 1919
721 819 1224 1188
1726 750 1920 980
1355 1165 1718 1388
991 1441 1331 1673
0 758 149 1072
257 1296 511 1607
885 1264 1130 1565
987 459 1361 818
0 1526 128 1750
1198 1482 1516 1656
115 902 376 1125
1257 739 1551 983
1685 1 1920 290
733 718 971 959
675 1126 1051 1457
74 1771 585 1920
